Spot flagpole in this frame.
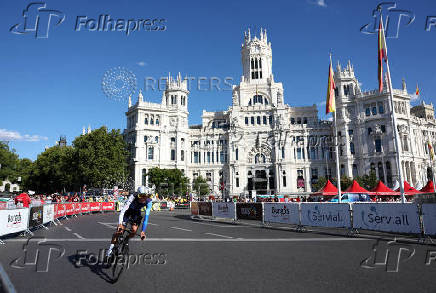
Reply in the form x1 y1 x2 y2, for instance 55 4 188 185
330 53 342 203
381 16 406 203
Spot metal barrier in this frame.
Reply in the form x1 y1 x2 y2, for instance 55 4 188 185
191 201 436 237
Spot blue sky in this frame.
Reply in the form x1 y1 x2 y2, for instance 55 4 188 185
1 0 435 160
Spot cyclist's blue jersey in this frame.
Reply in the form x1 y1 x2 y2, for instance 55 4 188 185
118 194 153 232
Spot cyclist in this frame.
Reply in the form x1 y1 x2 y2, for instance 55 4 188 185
106 186 153 257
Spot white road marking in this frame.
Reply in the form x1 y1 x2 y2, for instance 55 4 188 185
170 226 192 232
64 227 72 232
148 223 159 226
205 233 233 239
191 222 241 228
2 238 371 242
73 233 85 239
98 222 158 228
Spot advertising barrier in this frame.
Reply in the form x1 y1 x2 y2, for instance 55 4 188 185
65 203 75 216
236 203 263 221
160 202 168 210
0 202 6 210
74 203 82 214
264 203 300 225
212 202 236 219
102 202 115 211
198 202 212 216
43 204 54 223
28 206 43 228
81 202 90 213
190 202 199 216
0 208 30 236
419 204 436 235
352 203 421 234
90 202 101 212
55 204 66 218
301 203 351 228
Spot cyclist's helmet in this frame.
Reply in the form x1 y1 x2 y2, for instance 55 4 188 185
137 186 153 197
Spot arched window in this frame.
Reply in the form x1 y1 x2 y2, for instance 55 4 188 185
378 162 384 183
155 136 159 143
144 116 148 125
156 116 160 125
150 117 154 125
255 154 266 164
386 161 392 185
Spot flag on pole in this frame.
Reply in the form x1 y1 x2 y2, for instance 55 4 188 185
326 58 336 114
428 141 434 161
378 16 388 92
416 83 420 96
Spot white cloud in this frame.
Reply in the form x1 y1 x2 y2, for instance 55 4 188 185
315 0 327 7
0 129 48 142
137 61 147 67
410 94 420 102
317 100 327 107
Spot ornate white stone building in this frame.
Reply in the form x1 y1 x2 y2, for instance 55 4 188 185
124 29 436 197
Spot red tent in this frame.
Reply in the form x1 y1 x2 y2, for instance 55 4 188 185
312 180 338 196
344 180 369 193
370 181 399 196
396 181 422 195
420 180 435 193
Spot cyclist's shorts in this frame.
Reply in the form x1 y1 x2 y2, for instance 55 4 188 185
122 209 143 226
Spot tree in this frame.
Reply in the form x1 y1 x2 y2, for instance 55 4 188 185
73 127 128 189
0 142 20 183
312 176 328 192
193 176 209 196
356 171 378 190
147 168 189 196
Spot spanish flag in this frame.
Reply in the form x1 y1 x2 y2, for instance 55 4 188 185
326 58 336 114
416 84 420 96
378 16 388 93
429 141 434 161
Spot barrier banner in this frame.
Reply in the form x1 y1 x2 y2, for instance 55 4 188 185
422 204 436 235
55 204 66 218
264 203 300 225
236 203 263 221
43 204 55 223
352 203 421 234
90 202 101 212
160 202 168 210
65 203 75 216
301 203 351 228
198 202 212 216
29 206 43 228
102 202 115 211
81 202 90 213
191 202 199 215
74 203 82 214
0 202 6 209
212 202 235 219
0 208 30 236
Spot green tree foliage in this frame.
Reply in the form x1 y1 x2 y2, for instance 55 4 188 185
312 176 328 192
356 171 378 190
147 168 189 196
0 142 20 183
192 175 210 196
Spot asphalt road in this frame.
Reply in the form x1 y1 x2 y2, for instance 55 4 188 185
1 209 436 293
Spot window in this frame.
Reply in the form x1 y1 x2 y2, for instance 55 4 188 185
155 136 159 143
368 128 372 135
148 147 154 160
378 102 384 114
236 148 239 161
297 148 302 160
171 149 176 161
378 162 385 183
181 150 185 161
220 151 225 163
348 129 353 136
365 108 371 116
281 147 285 159
245 117 248 125
303 117 308 124
269 115 273 124
350 142 355 154
372 106 377 115
206 172 212 182
297 117 302 124
310 147 317 159
150 117 154 125
207 152 211 163
194 152 200 163
251 117 255 125
291 118 295 124
263 116 267 124
236 177 240 188
257 116 261 124
283 171 287 187
311 168 318 185
145 117 149 124
381 125 386 133
375 138 382 153
144 136 148 143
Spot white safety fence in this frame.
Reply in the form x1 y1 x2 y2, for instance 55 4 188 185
192 201 436 237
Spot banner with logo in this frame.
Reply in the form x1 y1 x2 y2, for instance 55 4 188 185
81 202 90 213
54 204 66 218
43 204 55 223
90 202 101 212
236 203 263 221
74 203 82 214
301 203 351 228
102 202 115 211
198 202 212 216
0 208 30 236
191 202 199 215
160 201 168 210
422 204 436 235
352 203 421 234
65 203 75 216
212 202 236 219
264 203 300 225
29 206 43 228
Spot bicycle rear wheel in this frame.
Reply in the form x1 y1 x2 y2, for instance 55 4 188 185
111 225 131 281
